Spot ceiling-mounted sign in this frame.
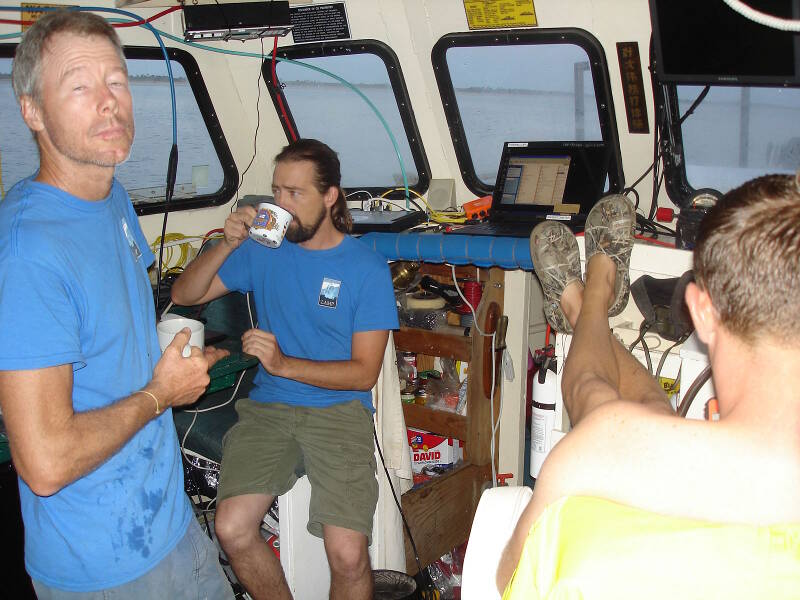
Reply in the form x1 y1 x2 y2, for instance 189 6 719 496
289 2 350 44
464 0 537 30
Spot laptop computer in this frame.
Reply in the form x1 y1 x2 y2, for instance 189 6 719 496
448 140 618 237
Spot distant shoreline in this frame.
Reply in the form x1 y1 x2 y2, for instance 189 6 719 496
0 74 187 83
130 75 188 83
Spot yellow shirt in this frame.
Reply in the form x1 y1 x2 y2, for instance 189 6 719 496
503 496 800 599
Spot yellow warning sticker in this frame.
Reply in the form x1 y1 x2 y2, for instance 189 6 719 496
464 0 538 30
21 4 67 31
658 376 679 395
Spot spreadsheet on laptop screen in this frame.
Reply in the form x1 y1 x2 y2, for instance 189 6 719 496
501 155 579 213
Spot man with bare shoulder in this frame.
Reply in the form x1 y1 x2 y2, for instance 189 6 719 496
497 176 800 598
0 10 232 599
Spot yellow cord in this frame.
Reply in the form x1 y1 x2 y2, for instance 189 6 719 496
379 187 467 224
150 232 223 273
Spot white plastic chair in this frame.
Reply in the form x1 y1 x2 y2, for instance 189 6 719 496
461 486 533 600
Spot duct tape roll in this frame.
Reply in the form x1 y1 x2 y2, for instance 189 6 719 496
406 292 446 309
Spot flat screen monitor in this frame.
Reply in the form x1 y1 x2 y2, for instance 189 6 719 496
649 0 800 85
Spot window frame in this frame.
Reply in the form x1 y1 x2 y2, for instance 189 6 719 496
431 28 625 198
655 78 800 208
654 80 697 207
267 38 431 196
0 44 237 215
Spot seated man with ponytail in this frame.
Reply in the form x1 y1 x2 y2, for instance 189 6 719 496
171 139 398 600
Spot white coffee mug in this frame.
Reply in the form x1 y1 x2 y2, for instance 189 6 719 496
157 317 204 358
249 202 293 248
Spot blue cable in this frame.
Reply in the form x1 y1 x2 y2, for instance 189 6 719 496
75 6 177 145
1 6 411 206
0 5 181 309
151 28 411 207
0 5 177 145
279 55 410 208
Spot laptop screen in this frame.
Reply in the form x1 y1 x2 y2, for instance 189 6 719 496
492 141 615 219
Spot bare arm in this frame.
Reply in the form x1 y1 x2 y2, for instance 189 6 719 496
0 329 227 496
170 206 256 306
242 328 390 391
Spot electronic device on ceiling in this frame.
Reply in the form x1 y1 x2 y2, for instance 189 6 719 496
183 1 293 42
649 0 800 86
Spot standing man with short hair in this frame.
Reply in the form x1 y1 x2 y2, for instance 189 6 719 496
0 10 233 598
171 138 399 600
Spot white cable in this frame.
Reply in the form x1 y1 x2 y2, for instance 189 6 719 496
345 190 373 198
449 264 502 486
180 368 247 472
450 264 489 338
159 301 175 321
181 276 259 474
722 0 800 31
246 291 256 329
202 495 217 513
376 198 414 212
489 331 499 488
158 235 210 249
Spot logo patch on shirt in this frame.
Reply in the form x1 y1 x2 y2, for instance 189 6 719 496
319 277 341 308
121 218 142 262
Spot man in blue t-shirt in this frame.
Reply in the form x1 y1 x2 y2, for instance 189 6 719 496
0 11 232 598
172 139 399 600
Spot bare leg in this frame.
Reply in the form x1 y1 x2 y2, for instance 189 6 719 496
215 494 291 600
560 254 670 425
323 524 372 600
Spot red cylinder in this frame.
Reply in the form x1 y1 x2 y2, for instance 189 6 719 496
456 280 482 314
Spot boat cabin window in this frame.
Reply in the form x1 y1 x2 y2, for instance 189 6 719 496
432 29 623 198
0 45 236 214
271 40 429 195
659 83 800 204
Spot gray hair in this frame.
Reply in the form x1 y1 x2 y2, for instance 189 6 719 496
11 9 125 102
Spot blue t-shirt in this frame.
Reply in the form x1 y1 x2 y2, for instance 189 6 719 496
218 236 399 411
0 178 191 592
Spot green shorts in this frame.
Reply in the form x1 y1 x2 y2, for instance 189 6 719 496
217 398 378 542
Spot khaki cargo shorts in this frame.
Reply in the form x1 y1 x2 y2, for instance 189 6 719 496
217 398 378 542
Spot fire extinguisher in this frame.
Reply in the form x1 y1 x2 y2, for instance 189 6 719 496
530 345 557 479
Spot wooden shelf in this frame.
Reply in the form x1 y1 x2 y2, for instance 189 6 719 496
395 265 505 574
401 463 492 574
402 403 467 441
393 327 471 362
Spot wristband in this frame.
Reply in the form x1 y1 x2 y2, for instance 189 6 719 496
138 389 161 415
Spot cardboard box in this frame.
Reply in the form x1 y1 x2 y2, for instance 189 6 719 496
407 427 463 473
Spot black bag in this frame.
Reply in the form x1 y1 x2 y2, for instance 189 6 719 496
630 271 695 342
